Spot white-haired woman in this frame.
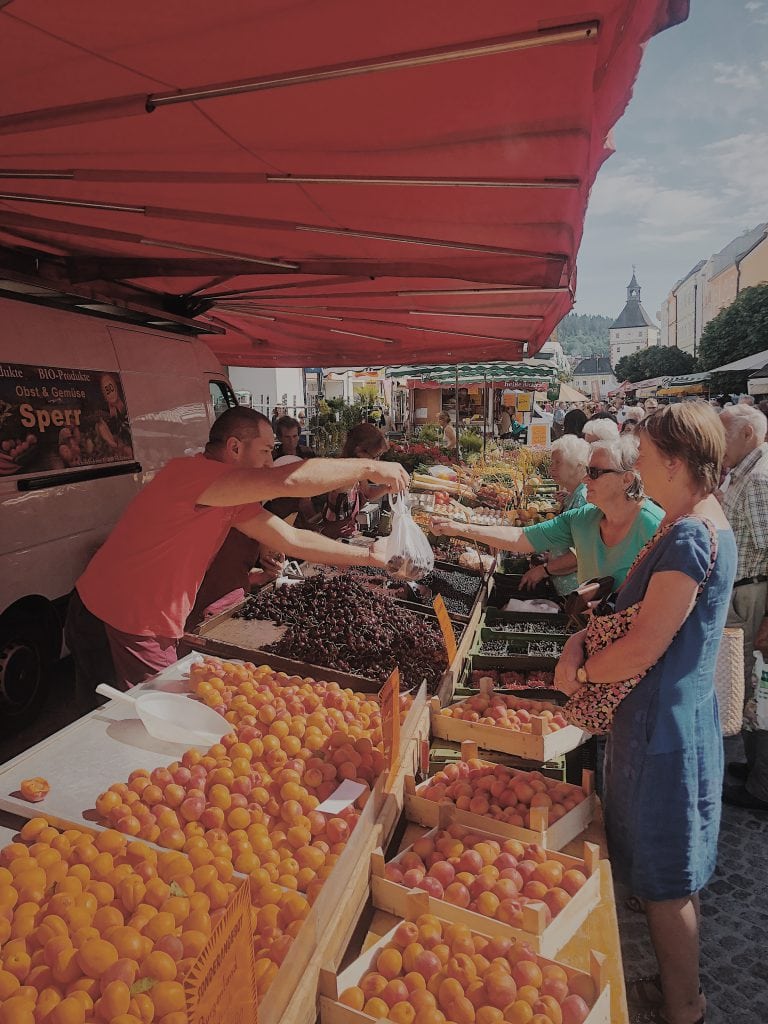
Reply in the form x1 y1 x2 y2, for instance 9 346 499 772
432 436 663 589
520 434 589 594
583 416 620 443
621 406 645 434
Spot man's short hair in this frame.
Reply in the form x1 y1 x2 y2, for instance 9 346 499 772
208 407 270 445
276 415 301 438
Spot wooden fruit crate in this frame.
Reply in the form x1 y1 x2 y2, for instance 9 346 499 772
430 695 590 762
404 740 595 850
370 821 601 959
319 919 611 1024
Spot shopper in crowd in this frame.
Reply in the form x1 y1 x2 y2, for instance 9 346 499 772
438 411 457 448
432 435 662 589
519 434 590 595
718 404 768 811
552 401 566 439
65 408 408 697
583 415 620 443
644 397 659 414
497 406 513 439
270 405 284 432
555 403 734 1024
273 414 316 460
621 406 646 434
320 422 391 539
738 394 755 406
562 407 588 438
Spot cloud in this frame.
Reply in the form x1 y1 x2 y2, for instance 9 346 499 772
713 62 763 89
588 163 724 242
705 131 768 221
745 1 763 10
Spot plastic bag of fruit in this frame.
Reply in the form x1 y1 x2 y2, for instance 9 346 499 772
383 493 435 581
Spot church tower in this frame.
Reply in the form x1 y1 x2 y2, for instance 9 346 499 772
609 268 660 370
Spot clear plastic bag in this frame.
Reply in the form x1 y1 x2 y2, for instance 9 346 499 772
383 494 435 581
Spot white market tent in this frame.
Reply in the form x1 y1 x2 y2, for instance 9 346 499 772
710 349 768 374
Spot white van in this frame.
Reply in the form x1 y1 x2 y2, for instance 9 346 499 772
0 296 237 729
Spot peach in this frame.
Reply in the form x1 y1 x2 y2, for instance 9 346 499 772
568 974 597 1005
475 891 500 917
560 869 588 896
542 887 571 918
443 883 471 908
533 996 563 1024
458 850 483 874
418 876 445 900
381 979 410 1008
512 960 543 989
561 994 591 1023
532 861 563 887
541 976 569 1002
392 921 420 949
465 979 488 1009
516 860 538 883
403 942 426 973
445 953 476 987
428 861 455 887
485 970 518 1009
403 868 426 888
360 973 388 1000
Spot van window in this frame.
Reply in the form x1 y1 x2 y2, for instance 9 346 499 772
209 380 237 418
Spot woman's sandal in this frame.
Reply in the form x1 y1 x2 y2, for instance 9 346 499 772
630 1008 704 1024
628 974 704 1016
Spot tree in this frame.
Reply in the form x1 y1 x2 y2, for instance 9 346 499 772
557 313 612 358
698 284 768 394
614 346 698 383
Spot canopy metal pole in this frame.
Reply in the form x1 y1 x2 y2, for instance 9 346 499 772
483 374 488 456
455 365 460 461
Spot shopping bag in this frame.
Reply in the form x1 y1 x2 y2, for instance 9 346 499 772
383 494 435 581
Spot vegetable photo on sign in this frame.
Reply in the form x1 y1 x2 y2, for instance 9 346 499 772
0 362 134 477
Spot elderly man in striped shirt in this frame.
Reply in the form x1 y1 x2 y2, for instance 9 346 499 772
720 404 768 811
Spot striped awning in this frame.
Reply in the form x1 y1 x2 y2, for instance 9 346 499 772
387 361 556 384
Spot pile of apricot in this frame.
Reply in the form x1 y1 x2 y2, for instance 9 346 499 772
418 761 587 829
338 916 596 1024
383 824 588 929
0 817 239 1023
439 695 569 733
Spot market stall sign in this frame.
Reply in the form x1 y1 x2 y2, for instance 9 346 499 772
379 668 401 784
516 393 532 413
0 361 134 479
184 878 258 1024
528 422 551 446
433 594 458 663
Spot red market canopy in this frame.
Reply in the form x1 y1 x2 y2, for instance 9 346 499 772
0 1 687 367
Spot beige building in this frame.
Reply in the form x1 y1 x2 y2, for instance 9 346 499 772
740 232 768 291
672 260 707 357
702 223 768 328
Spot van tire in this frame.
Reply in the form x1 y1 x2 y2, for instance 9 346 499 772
0 604 59 732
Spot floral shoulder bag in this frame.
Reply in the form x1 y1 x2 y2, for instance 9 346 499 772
563 516 719 735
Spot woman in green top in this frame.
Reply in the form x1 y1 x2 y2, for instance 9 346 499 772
432 436 663 590
520 434 589 595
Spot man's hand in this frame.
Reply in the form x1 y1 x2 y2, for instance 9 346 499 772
756 616 768 656
364 461 409 493
520 564 548 590
554 632 587 696
258 548 285 581
369 538 390 570
429 517 463 538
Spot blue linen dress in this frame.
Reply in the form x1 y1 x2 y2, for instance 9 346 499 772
603 517 736 901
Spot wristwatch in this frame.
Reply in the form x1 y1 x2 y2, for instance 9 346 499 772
542 564 551 576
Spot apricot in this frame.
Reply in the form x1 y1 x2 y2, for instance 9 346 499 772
377 946 404 980
503 1003 534 1024
364 997 390 1018
339 986 365 1010
360 972 388 1000
512 961 543 990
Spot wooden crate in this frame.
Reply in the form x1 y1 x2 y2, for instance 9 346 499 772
319 919 611 1024
257 700 433 1024
404 740 595 850
188 595 471 701
431 695 590 762
370 821 602 959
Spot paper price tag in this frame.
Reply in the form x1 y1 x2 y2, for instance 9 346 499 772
379 668 401 784
433 595 457 663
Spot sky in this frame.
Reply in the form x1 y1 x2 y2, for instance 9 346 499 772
575 0 768 321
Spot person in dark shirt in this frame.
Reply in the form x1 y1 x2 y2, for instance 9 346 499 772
273 415 316 460
269 415 321 527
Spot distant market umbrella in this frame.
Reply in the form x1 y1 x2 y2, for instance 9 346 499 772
558 381 590 402
387 362 556 384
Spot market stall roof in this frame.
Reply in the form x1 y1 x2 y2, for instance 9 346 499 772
710 350 768 374
0 1 687 368
558 381 590 402
387 361 556 385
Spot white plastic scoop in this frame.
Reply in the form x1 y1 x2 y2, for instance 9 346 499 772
95 684 229 747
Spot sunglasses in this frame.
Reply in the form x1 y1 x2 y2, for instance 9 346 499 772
586 466 623 480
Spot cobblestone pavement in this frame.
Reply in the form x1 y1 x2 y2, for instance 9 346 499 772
616 736 768 1024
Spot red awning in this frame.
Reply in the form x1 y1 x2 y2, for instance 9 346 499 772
0 1 687 367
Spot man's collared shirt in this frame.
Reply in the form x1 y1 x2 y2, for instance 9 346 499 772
722 443 768 579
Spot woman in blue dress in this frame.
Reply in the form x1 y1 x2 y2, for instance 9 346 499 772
556 402 735 1024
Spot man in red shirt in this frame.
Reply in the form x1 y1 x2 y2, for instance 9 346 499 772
66 407 408 700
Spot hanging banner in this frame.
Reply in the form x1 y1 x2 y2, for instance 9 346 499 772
0 362 134 479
